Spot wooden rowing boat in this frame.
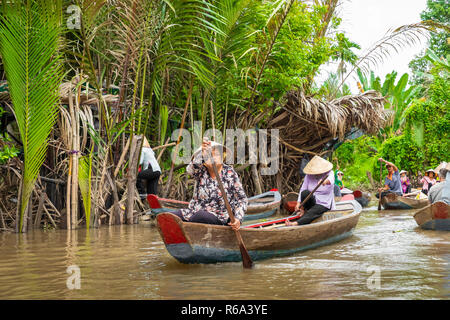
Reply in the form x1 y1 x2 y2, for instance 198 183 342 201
147 190 282 221
413 201 450 231
380 193 429 210
156 200 362 264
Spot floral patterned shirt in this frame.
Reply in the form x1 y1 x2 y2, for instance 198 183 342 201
180 156 248 224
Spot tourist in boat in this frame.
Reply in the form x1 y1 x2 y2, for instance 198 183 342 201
400 170 411 194
429 164 450 205
286 156 335 226
375 158 403 198
171 138 248 230
137 136 161 195
420 169 436 195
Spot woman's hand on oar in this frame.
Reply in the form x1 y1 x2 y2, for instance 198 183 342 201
285 175 328 226
228 218 241 230
204 139 253 269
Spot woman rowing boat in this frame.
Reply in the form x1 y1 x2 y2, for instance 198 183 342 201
286 156 335 226
376 158 403 198
171 138 248 230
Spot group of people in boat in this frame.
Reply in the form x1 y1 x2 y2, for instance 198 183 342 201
375 157 450 205
138 137 449 230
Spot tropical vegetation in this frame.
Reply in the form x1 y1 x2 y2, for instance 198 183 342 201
0 0 448 232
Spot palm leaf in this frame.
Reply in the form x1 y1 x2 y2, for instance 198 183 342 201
0 0 64 232
79 152 93 229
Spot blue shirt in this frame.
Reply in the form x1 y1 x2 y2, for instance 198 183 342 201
385 170 403 195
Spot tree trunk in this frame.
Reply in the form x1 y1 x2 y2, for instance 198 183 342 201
126 135 142 225
251 164 263 195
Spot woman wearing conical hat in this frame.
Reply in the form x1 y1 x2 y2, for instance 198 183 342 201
420 169 436 195
286 155 335 226
137 136 162 195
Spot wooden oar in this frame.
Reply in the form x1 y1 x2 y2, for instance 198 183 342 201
206 146 253 269
378 160 383 211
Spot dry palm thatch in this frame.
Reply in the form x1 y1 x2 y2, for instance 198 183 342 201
270 89 387 149
251 89 388 194
0 80 119 106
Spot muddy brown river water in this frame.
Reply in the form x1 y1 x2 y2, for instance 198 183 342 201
0 205 449 300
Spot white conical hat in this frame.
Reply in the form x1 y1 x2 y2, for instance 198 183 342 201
143 136 150 148
303 155 333 175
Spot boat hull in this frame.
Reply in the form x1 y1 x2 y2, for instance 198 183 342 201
413 201 450 231
157 200 361 264
381 193 428 210
147 190 281 221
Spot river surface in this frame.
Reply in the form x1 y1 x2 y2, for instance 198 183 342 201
0 205 449 300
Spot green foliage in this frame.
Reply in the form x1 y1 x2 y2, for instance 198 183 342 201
378 134 425 174
254 1 338 100
409 0 449 87
334 136 381 189
336 70 449 188
0 142 19 164
0 0 64 232
357 69 419 137
78 153 93 229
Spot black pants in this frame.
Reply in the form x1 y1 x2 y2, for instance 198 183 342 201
137 167 161 195
294 190 329 225
172 209 228 226
404 185 412 194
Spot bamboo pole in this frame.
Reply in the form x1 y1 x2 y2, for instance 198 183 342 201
69 85 79 229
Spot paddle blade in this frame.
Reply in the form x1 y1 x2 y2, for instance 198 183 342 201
234 230 253 268
239 243 253 269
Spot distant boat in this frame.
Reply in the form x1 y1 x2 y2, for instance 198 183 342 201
156 200 362 264
146 190 282 221
380 193 429 210
413 201 450 231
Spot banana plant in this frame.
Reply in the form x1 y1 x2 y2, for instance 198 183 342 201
357 69 419 139
0 0 64 232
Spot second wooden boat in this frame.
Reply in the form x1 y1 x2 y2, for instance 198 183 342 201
380 193 429 210
413 201 450 231
156 200 362 264
147 190 282 221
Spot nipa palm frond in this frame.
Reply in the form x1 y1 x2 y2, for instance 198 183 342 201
78 153 93 229
0 0 64 232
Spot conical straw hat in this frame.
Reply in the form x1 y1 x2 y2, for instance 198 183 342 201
143 136 150 148
303 155 333 175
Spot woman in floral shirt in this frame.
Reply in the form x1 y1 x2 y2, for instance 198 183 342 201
172 139 248 230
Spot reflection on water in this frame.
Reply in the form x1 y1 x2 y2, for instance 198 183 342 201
0 206 449 300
